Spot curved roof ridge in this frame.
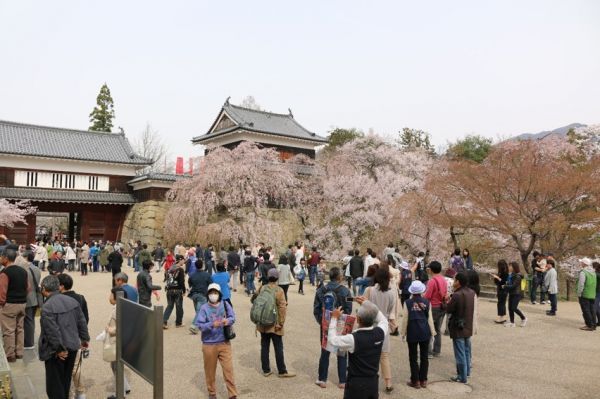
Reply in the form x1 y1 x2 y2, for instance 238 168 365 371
227 103 293 118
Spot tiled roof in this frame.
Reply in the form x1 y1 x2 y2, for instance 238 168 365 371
0 187 136 205
127 172 191 184
0 120 152 165
192 103 328 144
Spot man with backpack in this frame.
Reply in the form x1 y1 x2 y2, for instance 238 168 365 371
313 267 352 389
449 249 466 274
163 257 186 329
250 268 295 378
412 251 429 283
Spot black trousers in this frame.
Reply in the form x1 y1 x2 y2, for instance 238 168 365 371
45 350 77 399
163 293 183 325
24 306 37 348
579 297 597 328
260 332 287 374
497 289 508 316
408 340 429 382
508 294 525 323
344 376 378 399
279 284 289 302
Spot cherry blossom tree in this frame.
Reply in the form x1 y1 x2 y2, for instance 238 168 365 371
432 140 600 272
0 199 35 227
164 141 309 246
308 135 432 259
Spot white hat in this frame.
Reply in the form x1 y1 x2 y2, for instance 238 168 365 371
400 261 410 270
579 258 592 267
408 280 426 295
207 283 221 293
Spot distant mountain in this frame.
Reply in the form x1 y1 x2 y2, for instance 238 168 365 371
513 123 587 141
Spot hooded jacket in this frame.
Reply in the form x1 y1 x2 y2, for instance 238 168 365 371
39 292 89 361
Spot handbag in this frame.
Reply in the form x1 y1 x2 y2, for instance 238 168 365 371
103 332 116 362
433 277 447 311
223 303 236 341
28 268 44 308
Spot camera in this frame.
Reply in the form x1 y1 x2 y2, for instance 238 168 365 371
81 348 90 359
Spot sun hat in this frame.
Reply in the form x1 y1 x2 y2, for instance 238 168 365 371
400 261 410 270
267 268 279 279
579 257 592 267
207 283 221 293
408 280 426 295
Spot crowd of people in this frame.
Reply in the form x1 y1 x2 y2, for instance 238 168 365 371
1 233 600 399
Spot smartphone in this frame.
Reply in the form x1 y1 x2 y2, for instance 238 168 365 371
345 297 355 302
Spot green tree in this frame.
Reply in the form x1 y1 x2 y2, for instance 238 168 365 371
397 127 435 154
324 127 364 151
89 83 115 132
447 134 492 163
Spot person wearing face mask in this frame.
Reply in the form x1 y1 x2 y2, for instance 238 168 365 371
195 283 238 399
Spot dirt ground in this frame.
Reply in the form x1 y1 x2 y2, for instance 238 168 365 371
20 268 600 399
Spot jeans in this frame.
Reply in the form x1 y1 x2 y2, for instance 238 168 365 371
548 293 557 313
206 260 214 275
80 261 88 275
309 265 317 285
530 275 546 303
318 347 347 383
246 272 256 294
298 279 304 293
191 293 207 328
408 340 429 382
452 337 471 382
508 294 525 323
92 256 99 272
429 307 445 355
163 292 184 325
133 255 140 272
260 333 287 374
354 278 370 295
497 289 507 316
579 297 597 328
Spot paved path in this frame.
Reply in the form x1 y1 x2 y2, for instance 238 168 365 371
13 269 600 399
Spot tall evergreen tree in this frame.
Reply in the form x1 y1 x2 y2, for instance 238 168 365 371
89 83 115 132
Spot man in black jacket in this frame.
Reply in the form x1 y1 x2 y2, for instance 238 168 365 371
108 248 124 285
39 275 89 399
348 250 364 296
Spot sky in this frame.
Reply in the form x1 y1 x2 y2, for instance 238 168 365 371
1 0 599 160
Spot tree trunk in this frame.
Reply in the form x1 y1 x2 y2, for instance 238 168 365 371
450 226 459 250
520 251 531 274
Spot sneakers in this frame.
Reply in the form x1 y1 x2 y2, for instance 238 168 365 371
24 346 35 350
450 376 467 383
504 322 515 328
189 327 198 335
278 372 296 378
540 301 546 305
531 301 537 305
315 381 327 388
262 371 273 377
520 318 528 327
546 311 556 316
175 324 185 328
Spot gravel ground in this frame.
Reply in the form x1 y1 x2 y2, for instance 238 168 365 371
27 269 600 399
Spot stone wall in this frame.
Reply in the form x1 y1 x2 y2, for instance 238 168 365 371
121 200 169 247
